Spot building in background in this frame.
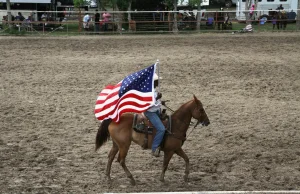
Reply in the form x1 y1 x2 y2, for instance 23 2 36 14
0 0 52 21
236 0 298 21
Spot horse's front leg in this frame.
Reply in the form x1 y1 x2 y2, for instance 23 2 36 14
175 148 190 182
160 150 174 182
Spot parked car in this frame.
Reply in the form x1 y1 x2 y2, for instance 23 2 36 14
287 11 297 23
259 11 297 23
86 0 97 8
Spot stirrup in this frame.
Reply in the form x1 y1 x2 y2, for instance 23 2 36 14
152 147 160 157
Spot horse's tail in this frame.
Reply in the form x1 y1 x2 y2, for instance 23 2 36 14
95 119 112 151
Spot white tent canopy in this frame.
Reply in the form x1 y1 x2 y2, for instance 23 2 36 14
0 0 50 3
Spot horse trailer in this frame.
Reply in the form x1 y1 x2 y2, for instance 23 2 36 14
236 0 298 21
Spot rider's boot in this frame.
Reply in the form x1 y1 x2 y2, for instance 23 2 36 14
152 147 161 157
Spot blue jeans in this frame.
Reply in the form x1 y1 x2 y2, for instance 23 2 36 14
152 12 163 21
144 110 165 152
95 23 100 32
104 23 108 31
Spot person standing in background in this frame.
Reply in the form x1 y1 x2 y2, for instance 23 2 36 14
272 14 277 30
102 10 111 31
83 12 90 31
249 4 255 20
276 4 284 10
94 10 100 33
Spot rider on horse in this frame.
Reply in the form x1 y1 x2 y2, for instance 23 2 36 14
144 73 165 157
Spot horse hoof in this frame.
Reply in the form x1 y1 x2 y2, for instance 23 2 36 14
130 179 136 186
159 178 165 182
184 175 188 182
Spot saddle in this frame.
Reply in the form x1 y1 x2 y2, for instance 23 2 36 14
132 110 171 149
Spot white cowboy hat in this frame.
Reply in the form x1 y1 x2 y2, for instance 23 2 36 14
154 73 162 81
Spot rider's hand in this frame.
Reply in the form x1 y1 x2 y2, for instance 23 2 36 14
156 92 162 100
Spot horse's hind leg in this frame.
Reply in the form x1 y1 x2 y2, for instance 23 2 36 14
118 146 136 186
175 148 190 182
105 141 119 182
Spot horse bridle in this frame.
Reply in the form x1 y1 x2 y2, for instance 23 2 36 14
164 102 203 126
163 103 203 140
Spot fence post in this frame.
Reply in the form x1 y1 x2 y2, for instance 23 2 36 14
78 10 82 34
215 11 218 30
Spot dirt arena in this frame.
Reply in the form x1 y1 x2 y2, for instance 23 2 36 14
1 33 300 193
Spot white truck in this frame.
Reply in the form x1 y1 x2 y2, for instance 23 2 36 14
236 0 298 21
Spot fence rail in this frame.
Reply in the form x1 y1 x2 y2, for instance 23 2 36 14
0 10 299 35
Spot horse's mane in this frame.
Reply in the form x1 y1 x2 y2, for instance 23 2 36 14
171 99 194 116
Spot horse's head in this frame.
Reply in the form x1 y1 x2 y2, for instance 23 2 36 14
278 10 287 19
281 11 287 18
191 95 210 127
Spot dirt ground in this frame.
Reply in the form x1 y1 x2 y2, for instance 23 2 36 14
1 33 300 193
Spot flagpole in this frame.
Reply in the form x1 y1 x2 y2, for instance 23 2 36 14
155 59 160 92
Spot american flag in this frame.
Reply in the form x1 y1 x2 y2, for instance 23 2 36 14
94 64 156 122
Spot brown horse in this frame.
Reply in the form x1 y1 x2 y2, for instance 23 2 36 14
95 95 210 185
276 11 288 30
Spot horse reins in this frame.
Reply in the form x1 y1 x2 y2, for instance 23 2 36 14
163 103 200 140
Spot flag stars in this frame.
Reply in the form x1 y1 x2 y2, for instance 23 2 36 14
119 64 155 96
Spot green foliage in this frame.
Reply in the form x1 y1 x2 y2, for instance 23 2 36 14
132 0 162 11
7 28 26 35
189 0 202 6
110 0 130 11
165 0 176 9
73 0 85 8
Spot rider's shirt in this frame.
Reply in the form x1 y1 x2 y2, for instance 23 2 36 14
147 90 161 112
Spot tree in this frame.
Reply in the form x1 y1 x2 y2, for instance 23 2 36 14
96 0 101 10
172 0 178 32
6 0 12 29
73 0 86 8
127 0 134 31
112 0 138 32
297 0 300 30
165 0 179 33
97 0 134 33
245 0 250 24
96 0 112 11
245 0 257 24
127 0 132 21
189 0 202 30
73 0 85 32
110 0 130 33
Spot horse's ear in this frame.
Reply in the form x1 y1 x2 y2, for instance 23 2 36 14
193 94 200 105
